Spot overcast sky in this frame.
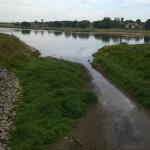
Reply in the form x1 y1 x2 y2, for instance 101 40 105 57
0 0 149 22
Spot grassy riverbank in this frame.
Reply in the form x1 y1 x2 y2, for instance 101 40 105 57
0 33 97 149
1 23 150 35
37 27 150 35
92 43 150 106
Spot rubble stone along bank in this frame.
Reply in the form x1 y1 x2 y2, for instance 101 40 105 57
0 67 21 150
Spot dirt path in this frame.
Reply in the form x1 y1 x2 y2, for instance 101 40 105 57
51 104 108 150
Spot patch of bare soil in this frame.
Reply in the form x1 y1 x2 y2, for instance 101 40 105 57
48 103 109 150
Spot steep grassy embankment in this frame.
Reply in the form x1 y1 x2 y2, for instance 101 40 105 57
92 43 150 106
0 33 97 149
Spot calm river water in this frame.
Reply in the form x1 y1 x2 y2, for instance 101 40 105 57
0 28 150 68
0 28 150 149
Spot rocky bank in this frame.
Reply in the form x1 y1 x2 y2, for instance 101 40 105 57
0 67 21 150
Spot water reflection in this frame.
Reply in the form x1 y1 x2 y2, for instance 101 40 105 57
0 27 150 66
48 31 52 34
14 29 20 32
92 34 145 43
35 30 38 34
144 37 150 43
72 33 77 39
111 36 120 43
95 34 110 43
93 34 121 43
40 30 44 36
64 32 71 38
53 31 63 36
21 30 31 35
65 32 90 39
77 33 90 39
135 36 143 41
122 35 140 42
1 28 149 44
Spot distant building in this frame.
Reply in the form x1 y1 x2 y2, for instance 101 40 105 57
125 23 139 29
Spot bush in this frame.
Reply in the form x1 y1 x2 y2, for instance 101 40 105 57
21 21 31 27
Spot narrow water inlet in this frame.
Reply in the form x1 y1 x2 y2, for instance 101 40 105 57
88 63 150 149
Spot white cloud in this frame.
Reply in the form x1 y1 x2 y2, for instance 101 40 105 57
0 0 149 22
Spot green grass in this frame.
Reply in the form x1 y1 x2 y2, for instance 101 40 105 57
0 33 97 150
92 43 150 106
25 27 150 35
0 23 15 28
39 27 150 35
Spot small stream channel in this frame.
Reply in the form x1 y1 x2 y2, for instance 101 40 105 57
0 28 150 149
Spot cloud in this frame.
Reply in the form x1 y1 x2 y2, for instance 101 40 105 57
0 0 149 22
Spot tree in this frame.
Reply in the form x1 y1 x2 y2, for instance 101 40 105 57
121 17 124 22
53 21 63 27
93 18 119 29
34 20 38 25
21 22 31 27
63 21 73 27
125 20 134 24
114 17 120 22
103 17 111 21
72 20 78 27
14 22 20 26
78 20 91 28
41 19 44 24
99 17 112 29
145 19 150 29
136 19 142 25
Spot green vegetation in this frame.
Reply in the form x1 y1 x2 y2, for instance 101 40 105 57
0 23 15 28
21 21 31 27
92 43 150 106
145 19 150 29
0 33 97 149
1 22 150 35
3 17 147 29
36 27 150 35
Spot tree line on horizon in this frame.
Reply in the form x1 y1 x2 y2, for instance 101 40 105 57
15 17 150 29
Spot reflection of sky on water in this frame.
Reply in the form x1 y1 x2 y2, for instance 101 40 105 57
0 28 149 68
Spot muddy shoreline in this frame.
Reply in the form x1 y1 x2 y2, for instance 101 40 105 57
49 104 109 150
91 63 149 110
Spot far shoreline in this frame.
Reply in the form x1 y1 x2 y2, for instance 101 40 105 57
0 25 150 36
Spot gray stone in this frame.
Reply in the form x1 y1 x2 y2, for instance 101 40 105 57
0 132 6 140
0 120 7 124
0 109 3 115
7 122 13 128
0 67 21 149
